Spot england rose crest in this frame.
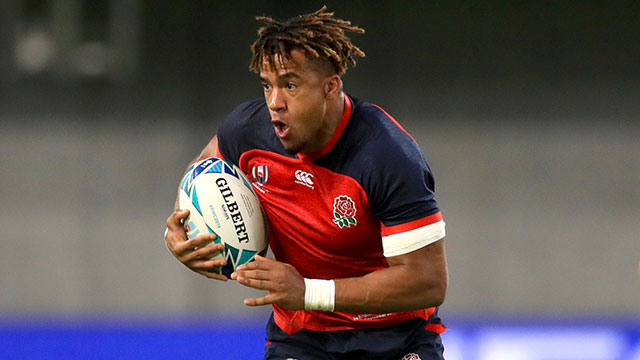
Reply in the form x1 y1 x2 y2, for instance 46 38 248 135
401 354 421 360
332 195 357 228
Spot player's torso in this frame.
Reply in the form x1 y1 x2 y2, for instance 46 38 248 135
238 150 387 279
218 95 442 333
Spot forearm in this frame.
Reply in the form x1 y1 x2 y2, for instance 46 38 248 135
334 266 446 314
233 241 448 313
332 240 448 314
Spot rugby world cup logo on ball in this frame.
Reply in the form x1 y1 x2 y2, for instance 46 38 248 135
179 157 268 277
332 195 357 228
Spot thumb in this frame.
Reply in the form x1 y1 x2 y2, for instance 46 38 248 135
167 209 190 231
177 208 190 220
254 255 272 262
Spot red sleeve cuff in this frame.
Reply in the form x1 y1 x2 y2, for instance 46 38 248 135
380 212 443 237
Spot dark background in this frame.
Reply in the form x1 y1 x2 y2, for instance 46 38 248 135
2 1 639 126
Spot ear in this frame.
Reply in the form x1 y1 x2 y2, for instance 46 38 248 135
324 75 342 98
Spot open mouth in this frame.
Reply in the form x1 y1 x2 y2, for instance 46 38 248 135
272 120 290 139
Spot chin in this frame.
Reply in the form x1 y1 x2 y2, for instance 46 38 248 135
280 140 303 155
284 145 302 155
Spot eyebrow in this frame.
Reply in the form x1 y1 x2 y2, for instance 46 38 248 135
260 71 302 82
279 72 301 80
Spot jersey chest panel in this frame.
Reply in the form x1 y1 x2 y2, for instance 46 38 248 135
238 149 386 279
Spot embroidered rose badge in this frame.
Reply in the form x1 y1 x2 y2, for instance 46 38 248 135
332 195 357 228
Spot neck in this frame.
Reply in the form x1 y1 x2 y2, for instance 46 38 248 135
313 91 345 152
327 91 346 129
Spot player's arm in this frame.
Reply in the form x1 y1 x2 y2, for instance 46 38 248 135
165 135 228 281
233 238 448 313
334 238 447 313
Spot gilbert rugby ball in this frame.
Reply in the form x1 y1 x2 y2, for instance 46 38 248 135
178 157 268 277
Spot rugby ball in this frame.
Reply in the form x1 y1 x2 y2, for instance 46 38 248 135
178 157 268 277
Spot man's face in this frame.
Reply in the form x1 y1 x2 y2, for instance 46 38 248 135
260 50 332 155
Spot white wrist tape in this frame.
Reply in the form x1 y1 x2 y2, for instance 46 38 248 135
304 278 335 311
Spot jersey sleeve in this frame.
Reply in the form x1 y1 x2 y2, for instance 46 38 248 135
216 102 249 165
216 98 268 165
366 116 446 257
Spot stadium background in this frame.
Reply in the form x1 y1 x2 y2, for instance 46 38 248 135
1 1 639 359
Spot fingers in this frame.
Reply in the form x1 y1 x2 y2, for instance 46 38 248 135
189 256 227 269
233 257 305 310
233 256 273 287
166 209 190 230
190 233 218 247
193 268 228 282
253 254 272 263
233 269 270 281
243 294 276 307
186 246 228 282
185 254 228 282
165 210 191 253
181 241 224 262
174 233 218 257
165 209 230 282
236 255 273 271
242 278 269 290
233 256 280 286
234 273 273 291
233 260 283 291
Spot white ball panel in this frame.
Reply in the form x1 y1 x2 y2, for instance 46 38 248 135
177 157 268 274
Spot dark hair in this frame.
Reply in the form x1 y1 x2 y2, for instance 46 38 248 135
249 6 365 75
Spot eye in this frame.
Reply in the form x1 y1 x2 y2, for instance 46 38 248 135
262 83 271 91
286 83 297 90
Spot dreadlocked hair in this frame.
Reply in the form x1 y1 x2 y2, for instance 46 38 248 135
250 6 365 75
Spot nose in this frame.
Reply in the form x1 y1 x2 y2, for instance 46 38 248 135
268 88 286 112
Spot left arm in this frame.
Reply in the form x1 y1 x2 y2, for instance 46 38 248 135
232 238 448 313
335 237 447 313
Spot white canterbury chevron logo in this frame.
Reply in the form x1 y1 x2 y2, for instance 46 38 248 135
294 170 314 189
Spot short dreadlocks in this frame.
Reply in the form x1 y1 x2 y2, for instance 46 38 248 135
249 6 365 75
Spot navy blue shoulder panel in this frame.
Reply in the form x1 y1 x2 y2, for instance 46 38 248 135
216 98 290 164
316 96 440 227
217 95 440 227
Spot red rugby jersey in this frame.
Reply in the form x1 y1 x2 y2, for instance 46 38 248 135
217 94 446 334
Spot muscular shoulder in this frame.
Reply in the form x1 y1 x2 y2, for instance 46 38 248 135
327 96 439 226
333 97 428 180
356 101 425 166
218 98 268 141
217 98 277 164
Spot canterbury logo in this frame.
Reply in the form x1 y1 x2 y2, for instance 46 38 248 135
294 170 314 188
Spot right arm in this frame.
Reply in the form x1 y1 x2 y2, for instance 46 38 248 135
165 136 229 281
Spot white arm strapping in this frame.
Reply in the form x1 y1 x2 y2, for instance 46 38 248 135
304 278 335 312
382 220 445 258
